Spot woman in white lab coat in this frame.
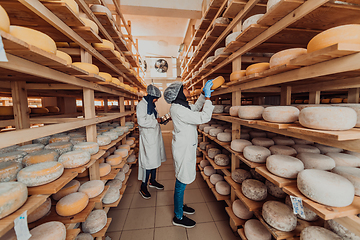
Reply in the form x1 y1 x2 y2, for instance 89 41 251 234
164 80 214 228
137 84 166 199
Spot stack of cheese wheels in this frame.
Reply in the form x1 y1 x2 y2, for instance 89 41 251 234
72 62 99 74
301 226 342 240
53 180 80 201
230 71 246 81
238 106 264 119
27 197 51 223
80 17 99 34
263 106 299 123
244 219 271 240
0 182 28 219
93 39 114 50
0 161 22 182
82 209 107 234
58 150 91 168
242 14 265 30
0 5 10 33
73 142 99 155
262 201 297 232
17 143 44 153
17 162 64 186
79 180 104 198
45 142 73 155
269 48 307 68
285 196 318 221
56 192 89 216
22 150 59 166
225 31 242 46
231 169 252 184
98 72 112 82
242 179 267 201
56 51 72 65
28 221 66 240
0 151 27 163
246 62 269 76
266 180 287 198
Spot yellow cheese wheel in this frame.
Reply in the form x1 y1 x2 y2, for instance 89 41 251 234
22 150 58 167
114 50 121 58
72 62 99 74
0 5 10 33
55 42 69 48
119 144 130 151
269 48 307 68
69 42 79 48
0 106 13 116
17 143 44 153
27 197 51 223
61 0 79 15
295 99 303 104
246 63 270 76
98 72 112 82
114 148 128 158
49 134 70 143
31 107 49 114
10 26 57 54
56 50 72 65
0 182 28 219
321 99 330 104
230 70 246 81
79 17 98 34
112 78 121 85
99 163 111 177
58 150 91 168
52 179 80 201
78 180 104 198
98 157 105 164
308 24 360 53
17 162 64 187
45 106 60 113
0 161 22 182
331 98 343 104
93 39 114 50
56 192 89 216
106 155 122 166
29 221 66 240
211 76 225 90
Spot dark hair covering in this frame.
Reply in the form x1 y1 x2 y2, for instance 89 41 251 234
172 85 190 110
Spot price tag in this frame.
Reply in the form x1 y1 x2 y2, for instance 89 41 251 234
14 211 32 240
0 35 8 62
290 195 306 219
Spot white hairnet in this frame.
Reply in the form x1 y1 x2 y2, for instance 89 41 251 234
164 81 183 104
147 84 161 98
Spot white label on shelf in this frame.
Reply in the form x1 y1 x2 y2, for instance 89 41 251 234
14 211 32 240
290 195 306 219
0 35 8 62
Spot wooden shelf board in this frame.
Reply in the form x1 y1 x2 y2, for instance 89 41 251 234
225 207 246 227
209 24 228 37
94 12 119 38
283 185 360 220
43 2 84 27
97 81 122 90
127 158 137 166
255 166 296 188
99 132 129 150
111 160 126 169
52 64 89 76
224 176 241 191
100 168 121 181
206 155 230 170
256 120 299 130
200 170 210 180
71 149 106 173
223 0 266 18
91 218 112 238
204 7 219 19
90 185 109 203
234 188 267 212
103 191 123 208
28 169 78 195
0 195 49 238
120 183 127 195
199 19 212 30
198 163 204 172
238 228 248 240
205 177 215 189
287 125 360 141
76 73 106 83
211 187 230 201
66 228 80 240
224 41 246 53
236 24 268 43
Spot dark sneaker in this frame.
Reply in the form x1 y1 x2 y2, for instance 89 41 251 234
149 180 164 190
172 215 196 228
183 204 195 215
139 185 151 199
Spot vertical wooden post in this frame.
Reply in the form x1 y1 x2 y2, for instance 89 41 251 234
281 86 292 106
309 91 321 104
131 99 135 122
80 49 92 64
104 97 108 113
11 81 30 130
119 96 126 144
348 88 359 103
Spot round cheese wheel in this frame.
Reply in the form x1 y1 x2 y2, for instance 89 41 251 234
0 161 22 182
200 160 210 168
106 179 122 190
56 192 88 216
204 166 216 176
244 219 271 240
75 233 94 240
345 150 360 158
246 62 270 76
93 39 114 50
97 135 111 146
249 131 267 138
307 24 360 53
17 143 44 153
285 195 318 221
115 148 129 158
333 104 360 127
292 144 320 154
0 182 27 219
82 209 107 234
127 154 136 163
251 138 274 147
269 145 297 156
102 186 120 204
31 107 49 114
99 163 111 177
45 106 60 113
0 151 27 163
23 150 59 166
126 139 134 145
73 142 99 155
298 169 355 207
301 226 342 240
53 179 80 201
250 168 266 182
79 17 98 34
56 50 72 65
58 150 91 168
242 179 267 201
61 0 79 15
203 126 214 134
272 136 295 146
199 124 210 131
229 106 241 116
209 174 224 185
299 107 357 130
326 152 360 167
213 105 224 114
119 144 131 151
265 180 286 198
17 162 64 186
267 0 281 11
211 76 225 90
325 219 360 240
78 180 104 198
296 153 336 170
293 138 314 145
243 145 271 163
214 154 230 166
29 221 66 240
314 143 343 154
226 31 242 46
0 5 10 33
98 72 112 82
0 145 19 154
90 4 112 18
217 132 232 142
28 197 51 223
106 155 122 166
231 139 252 152
199 142 209 150
121 163 130 174
263 106 299 123
332 166 360 196
231 169 252 184
72 62 99 74
233 199 253 219
45 142 73 155
112 78 121 85
115 171 125 181
269 48 307 68
262 201 297 232
10 26 56 54
230 71 246 81
242 14 265 30
209 128 223 137
214 47 230 57
266 155 304 179
238 106 264 119
215 181 230 195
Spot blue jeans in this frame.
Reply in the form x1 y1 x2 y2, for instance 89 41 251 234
141 168 156 187
174 178 187 220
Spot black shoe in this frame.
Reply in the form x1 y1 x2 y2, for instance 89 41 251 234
149 180 164 190
183 204 195 215
172 215 196 228
139 185 151 199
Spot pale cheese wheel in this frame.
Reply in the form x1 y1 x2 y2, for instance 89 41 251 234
199 142 209 150
126 139 134 145
307 24 360 53
204 166 216 176
29 221 66 240
217 132 232 142
0 161 22 182
242 179 267 201
102 187 120 204
326 152 360 167
93 39 114 50
71 136 86 145
56 50 72 65
325 219 360 240
0 182 27 219
75 233 94 240
246 62 269 76
45 142 73 155
82 209 107 234
90 4 112 19
115 171 125 181
98 72 112 82
106 179 122 190
209 128 223 137
214 154 230 166
225 31 242 46
269 145 297 156
213 105 224 114
231 169 251 184
114 148 128 158
267 0 281 11
249 131 267 138
243 145 271 163
251 138 274 147
272 136 295 146
285 195 318 221
72 62 99 74
120 163 129 174
127 154 136 163
0 5 10 33
23 150 59 166
262 201 297 232
80 17 98 34
244 219 271 240
292 144 320 154
230 71 246 81
232 199 253 220
332 166 360 196
119 144 130 151
333 104 360 127
266 155 304 179
0 145 19 154
106 155 122 166
99 163 111 177
215 181 230 195
52 180 80 201
265 180 286 198
243 14 264 30
0 151 27 163
345 150 360 158
68 132 85 138
56 192 88 216
73 142 99 155
263 106 299 123
17 143 44 153
214 47 230 57
31 107 49 114
209 174 224 185
58 150 91 168
208 148 221 159
203 126 214 134
296 153 336 170
314 143 343 154
298 169 355 207
238 106 264 119
299 107 357 130
200 160 210 168
79 180 104 198
97 135 111 146
269 48 307 68
229 106 241 116
231 139 252 152
10 26 57 54
199 124 210 131
300 226 342 240
293 138 314 145
27 197 51 223
17 162 64 187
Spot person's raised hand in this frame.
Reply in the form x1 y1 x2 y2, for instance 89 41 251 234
203 80 214 98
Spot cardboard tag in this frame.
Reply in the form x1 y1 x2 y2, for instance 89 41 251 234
290 195 306 219
0 35 8 62
14 211 31 240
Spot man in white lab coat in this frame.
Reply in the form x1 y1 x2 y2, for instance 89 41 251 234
164 80 214 228
137 84 166 199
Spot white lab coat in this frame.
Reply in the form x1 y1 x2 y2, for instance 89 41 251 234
137 98 166 181
170 94 214 184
